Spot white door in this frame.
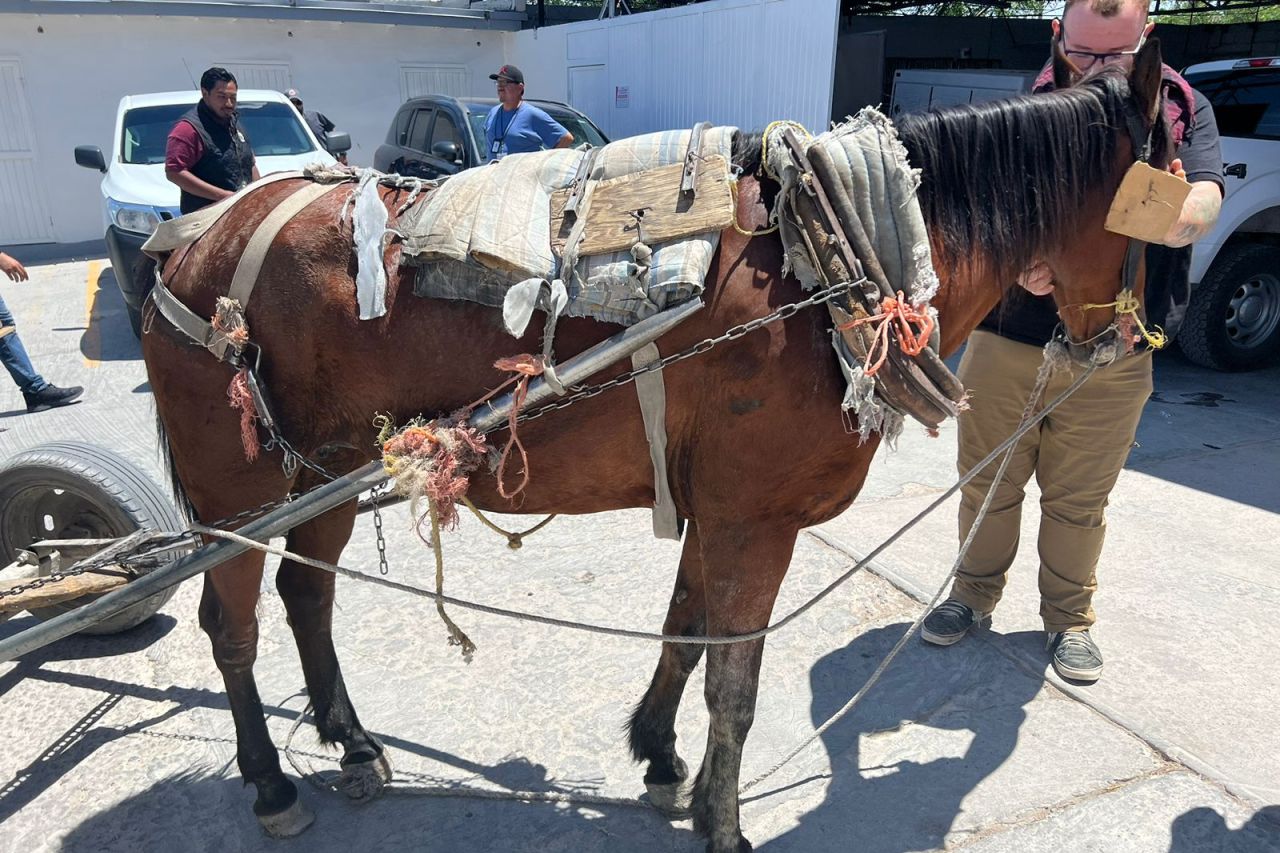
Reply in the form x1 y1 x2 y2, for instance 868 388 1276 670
568 64 610 138
0 59 54 245
400 65 470 101
216 62 293 93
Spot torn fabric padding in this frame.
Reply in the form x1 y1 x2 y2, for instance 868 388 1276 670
402 127 737 327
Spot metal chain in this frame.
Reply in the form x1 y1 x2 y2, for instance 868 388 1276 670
510 279 859 429
371 484 391 576
2 280 857 603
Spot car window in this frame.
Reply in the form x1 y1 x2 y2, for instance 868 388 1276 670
237 102 317 156
430 110 463 151
467 110 490 161
121 101 316 164
1185 69 1280 140
391 108 413 146
464 105 608 164
406 108 434 154
555 115 608 148
122 104 188 165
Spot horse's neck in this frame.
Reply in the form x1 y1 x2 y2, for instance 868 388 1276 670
927 247 1007 359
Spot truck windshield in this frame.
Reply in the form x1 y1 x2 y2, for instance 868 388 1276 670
1185 68 1280 140
121 101 318 164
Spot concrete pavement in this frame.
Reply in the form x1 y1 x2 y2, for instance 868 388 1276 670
0 256 1276 852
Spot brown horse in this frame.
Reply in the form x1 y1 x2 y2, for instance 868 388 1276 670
142 44 1168 852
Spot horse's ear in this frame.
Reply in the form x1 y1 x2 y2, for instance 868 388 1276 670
1052 37 1078 89
1130 36 1164 123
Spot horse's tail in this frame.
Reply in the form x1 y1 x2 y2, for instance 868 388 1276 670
155 409 196 524
139 252 197 524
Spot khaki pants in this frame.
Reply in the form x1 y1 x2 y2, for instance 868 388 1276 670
953 331 1152 632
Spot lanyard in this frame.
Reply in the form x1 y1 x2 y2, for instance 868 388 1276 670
495 104 521 142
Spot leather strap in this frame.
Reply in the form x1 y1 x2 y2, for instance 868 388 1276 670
212 181 346 359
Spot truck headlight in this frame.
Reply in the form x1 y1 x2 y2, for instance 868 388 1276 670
108 200 162 235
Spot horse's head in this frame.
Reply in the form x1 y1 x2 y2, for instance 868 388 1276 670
1042 36 1173 354
899 39 1172 358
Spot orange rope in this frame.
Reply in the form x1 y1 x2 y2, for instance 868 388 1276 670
490 354 545 501
836 292 935 377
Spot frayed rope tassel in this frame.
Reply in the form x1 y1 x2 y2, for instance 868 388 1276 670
377 415 489 661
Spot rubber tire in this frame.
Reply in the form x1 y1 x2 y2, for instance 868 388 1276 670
0 442 184 635
1179 244 1280 371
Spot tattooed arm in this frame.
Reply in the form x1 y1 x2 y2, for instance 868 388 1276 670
1159 160 1223 248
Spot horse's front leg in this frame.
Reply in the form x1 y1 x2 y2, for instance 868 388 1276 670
629 520 706 816
691 519 798 853
201 558 314 837
276 497 391 802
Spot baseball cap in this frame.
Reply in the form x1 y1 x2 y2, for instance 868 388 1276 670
488 65 524 84
285 88 302 103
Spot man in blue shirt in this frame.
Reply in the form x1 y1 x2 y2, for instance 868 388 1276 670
484 65 573 159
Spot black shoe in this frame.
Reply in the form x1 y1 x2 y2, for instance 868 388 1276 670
24 384 83 413
921 598 986 646
1047 630 1104 682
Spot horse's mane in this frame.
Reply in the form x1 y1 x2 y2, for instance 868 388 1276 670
896 68 1172 281
731 70 1172 285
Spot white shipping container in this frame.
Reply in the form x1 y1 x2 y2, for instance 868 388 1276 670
889 68 1037 117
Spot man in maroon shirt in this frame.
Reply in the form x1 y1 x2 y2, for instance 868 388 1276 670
165 67 260 214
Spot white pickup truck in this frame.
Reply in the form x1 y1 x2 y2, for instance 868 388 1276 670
74 89 349 337
1181 57 1280 371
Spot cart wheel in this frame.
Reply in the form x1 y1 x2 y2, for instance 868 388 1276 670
0 442 186 635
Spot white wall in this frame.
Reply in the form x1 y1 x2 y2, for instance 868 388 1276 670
510 0 840 141
0 14 507 244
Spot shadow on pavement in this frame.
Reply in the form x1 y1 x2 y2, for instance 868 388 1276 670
79 267 142 363
759 624 1045 853
1169 804 1280 853
1127 349 1280 513
0 622 696 852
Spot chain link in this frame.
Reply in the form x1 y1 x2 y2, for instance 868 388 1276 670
1 280 857 604
511 279 857 429
371 484 391 576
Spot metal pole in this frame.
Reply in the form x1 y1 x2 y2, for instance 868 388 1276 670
0 462 388 663
0 298 702 660
469 297 702 433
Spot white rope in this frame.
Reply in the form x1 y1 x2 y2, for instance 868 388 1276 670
195 340 1108 803
189 353 1088 650
739 342 1098 794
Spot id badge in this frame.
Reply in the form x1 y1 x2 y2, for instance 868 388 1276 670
491 140 501 155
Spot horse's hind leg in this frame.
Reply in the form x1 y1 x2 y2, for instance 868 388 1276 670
275 498 391 802
629 520 706 817
690 520 798 853
200 555 315 837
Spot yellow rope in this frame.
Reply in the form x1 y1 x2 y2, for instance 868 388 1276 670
1077 289 1168 349
428 498 477 662
461 498 557 550
760 120 811 181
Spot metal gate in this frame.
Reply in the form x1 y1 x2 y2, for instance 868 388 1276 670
0 59 54 245
400 64 470 101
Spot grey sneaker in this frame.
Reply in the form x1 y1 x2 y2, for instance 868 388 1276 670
921 598 985 646
1048 630 1104 682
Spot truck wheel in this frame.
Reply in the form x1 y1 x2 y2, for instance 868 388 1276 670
0 442 186 635
1180 244 1280 371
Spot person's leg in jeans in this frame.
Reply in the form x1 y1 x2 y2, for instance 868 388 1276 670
0 290 48 395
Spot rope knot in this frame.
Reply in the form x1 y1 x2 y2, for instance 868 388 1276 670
836 291 936 376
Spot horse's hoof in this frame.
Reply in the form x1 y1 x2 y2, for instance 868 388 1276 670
645 778 694 819
704 836 753 853
336 752 393 802
258 799 315 838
